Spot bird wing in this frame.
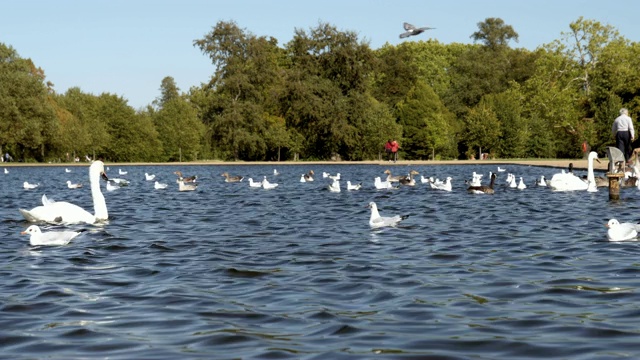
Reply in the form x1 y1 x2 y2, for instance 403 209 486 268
399 32 412 39
403 22 416 31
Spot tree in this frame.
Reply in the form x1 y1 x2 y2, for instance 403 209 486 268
471 17 519 50
463 101 502 158
154 76 180 108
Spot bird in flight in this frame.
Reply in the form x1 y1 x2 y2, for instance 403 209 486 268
399 22 435 38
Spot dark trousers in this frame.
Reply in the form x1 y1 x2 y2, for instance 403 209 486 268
616 130 632 161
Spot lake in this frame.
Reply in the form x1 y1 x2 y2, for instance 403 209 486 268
2 163 640 359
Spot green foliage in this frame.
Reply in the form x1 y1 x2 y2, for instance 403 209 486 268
463 100 503 157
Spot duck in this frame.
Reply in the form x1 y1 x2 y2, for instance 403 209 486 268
248 178 263 188
178 179 197 191
23 181 39 190
467 173 497 194
399 170 420 186
66 180 83 189
21 225 81 246
174 171 197 183
222 172 244 183
367 202 408 228
144 173 156 181
154 181 168 190
262 176 278 189
431 177 452 192
517 177 527 190
328 179 341 192
346 181 362 190
304 170 315 182
19 160 109 224
606 219 640 241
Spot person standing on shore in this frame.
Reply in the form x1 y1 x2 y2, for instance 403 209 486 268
385 140 393 161
391 140 399 162
612 108 635 164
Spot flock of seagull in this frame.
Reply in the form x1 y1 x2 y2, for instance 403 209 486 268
11 150 640 245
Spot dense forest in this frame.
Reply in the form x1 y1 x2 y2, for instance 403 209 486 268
1 17 639 163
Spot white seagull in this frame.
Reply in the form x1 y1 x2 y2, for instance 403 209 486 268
23 181 39 190
19 160 109 224
4 168 8 174
66 180 83 189
145 173 156 181
118 169 127 175
65 168 72 173
347 181 362 190
106 180 119 192
154 181 168 190
536 176 547 187
431 177 452 192
517 177 527 190
262 176 278 190
21 225 82 246
606 219 640 241
367 202 408 228
328 179 341 193
248 178 263 188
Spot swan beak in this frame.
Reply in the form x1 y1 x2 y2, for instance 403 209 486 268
101 172 109 181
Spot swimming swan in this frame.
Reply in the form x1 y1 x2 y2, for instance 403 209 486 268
19 161 109 224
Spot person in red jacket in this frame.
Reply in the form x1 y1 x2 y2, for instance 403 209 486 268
391 140 399 162
384 140 393 161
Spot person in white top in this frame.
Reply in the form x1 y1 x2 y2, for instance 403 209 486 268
612 108 635 163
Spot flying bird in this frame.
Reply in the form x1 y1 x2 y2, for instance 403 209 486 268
399 22 435 39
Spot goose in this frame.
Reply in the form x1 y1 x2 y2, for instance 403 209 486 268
304 170 315 182
174 171 197 183
399 170 420 186
606 219 640 241
21 225 81 246
154 181 168 190
19 160 109 224
222 172 244 183
367 202 408 228
536 176 547 187
517 177 527 190
328 179 341 193
347 181 362 191
118 169 127 175
144 173 156 181
431 177 452 192
23 181 39 190
66 180 83 189
383 169 403 182
248 178 263 188
399 22 435 39
178 180 197 191
548 152 598 192
262 176 278 190
468 173 497 194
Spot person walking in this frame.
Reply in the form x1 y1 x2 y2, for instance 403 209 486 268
612 108 635 164
391 140 399 163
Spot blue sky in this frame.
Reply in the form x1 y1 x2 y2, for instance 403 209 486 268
2 0 639 109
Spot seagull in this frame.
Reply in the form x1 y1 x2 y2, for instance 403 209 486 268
536 176 547 187
347 181 362 190
154 181 168 190
21 225 81 246
367 202 408 228
178 180 197 191
262 176 278 189
248 178 263 188
328 173 341 181
430 177 452 192
517 177 527 190
65 168 72 173
23 181 39 190
144 173 156 181
606 219 640 241
497 166 506 172
273 169 279 176
66 180 83 189
399 22 435 39
106 180 119 192
328 179 341 192
118 169 127 175
4 168 8 174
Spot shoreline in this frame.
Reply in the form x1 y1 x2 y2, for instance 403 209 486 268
0 158 609 171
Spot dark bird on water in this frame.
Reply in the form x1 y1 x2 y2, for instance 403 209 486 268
399 22 435 38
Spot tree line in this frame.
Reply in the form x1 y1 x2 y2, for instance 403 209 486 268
1 17 639 163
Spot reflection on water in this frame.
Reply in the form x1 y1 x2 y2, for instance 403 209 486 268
2 163 640 359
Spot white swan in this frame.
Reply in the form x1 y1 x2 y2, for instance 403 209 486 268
21 225 81 246
549 152 598 192
154 181 168 190
368 202 407 228
19 160 109 224
144 173 156 181
606 219 640 241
